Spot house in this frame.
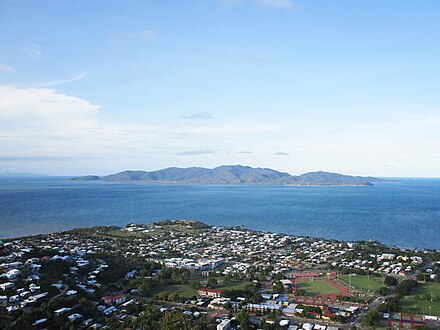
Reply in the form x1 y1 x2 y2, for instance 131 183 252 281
7 305 18 312
66 290 77 296
68 313 83 322
101 294 127 305
82 319 94 327
0 296 8 305
2 269 21 280
280 279 294 287
280 320 290 327
217 319 231 330
125 270 138 279
198 288 225 298
103 305 117 315
29 284 40 292
0 282 14 290
54 307 72 317
121 299 135 307
32 319 47 326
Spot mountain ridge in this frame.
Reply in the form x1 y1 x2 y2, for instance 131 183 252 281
71 165 389 186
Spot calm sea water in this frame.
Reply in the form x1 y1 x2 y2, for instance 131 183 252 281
0 177 439 249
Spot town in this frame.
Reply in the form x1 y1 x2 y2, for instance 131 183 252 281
1 220 440 330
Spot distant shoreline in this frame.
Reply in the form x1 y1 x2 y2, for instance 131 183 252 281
2 220 437 253
70 179 380 187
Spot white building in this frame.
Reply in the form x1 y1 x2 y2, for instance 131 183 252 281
217 319 231 330
0 282 14 290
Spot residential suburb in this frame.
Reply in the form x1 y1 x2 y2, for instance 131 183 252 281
1 220 440 330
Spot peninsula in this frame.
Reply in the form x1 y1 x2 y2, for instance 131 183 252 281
71 165 387 186
0 220 437 329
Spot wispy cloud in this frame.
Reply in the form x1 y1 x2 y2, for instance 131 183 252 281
39 73 88 87
182 112 214 119
238 150 252 154
274 151 289 156
142 29 158 41
0 156 83 162
175 149 215 156
0 64 15 73
21 43 42 58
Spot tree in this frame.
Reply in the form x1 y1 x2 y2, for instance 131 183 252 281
362 310 379 327
395 279 418 296
384 276 398 286
273 280 284 294
159 312 192 330
137 305 161 329
137 278 152 296
78 297 97 317
377 286 388 295
207 278 218 288
236 311 250 330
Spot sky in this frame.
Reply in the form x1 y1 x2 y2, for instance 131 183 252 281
0 0 440 177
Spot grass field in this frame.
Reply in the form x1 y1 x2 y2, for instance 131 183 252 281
150 284 197 299
399 282 440 316
339 275 383 293
296 279 341 295
218 280 256 291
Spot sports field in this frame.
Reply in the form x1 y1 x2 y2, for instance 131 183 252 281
296 279 342 296
150 284 197 299
399 282 440 316
339 274 383 293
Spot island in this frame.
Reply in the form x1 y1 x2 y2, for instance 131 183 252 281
71 165 390 186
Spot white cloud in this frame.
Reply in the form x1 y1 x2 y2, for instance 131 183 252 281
0 64 15 73
21 43 42 58
175 149 215 156
39 73 88 87
182 112 213 119
0 86 98 118
142 29 158 41
0 86 99 135
0 86 281 171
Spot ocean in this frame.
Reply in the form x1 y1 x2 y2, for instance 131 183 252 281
0 177 439 249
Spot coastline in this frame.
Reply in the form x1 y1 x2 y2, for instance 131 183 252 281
2 221 437 253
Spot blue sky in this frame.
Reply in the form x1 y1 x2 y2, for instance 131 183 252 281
0 0 440 176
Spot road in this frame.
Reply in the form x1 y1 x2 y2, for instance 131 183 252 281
48 284 69 303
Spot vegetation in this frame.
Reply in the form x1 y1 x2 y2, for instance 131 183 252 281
151 284 197 300
362 309 379 327
296 280 341 295
340 274 384 293
399 282 440 316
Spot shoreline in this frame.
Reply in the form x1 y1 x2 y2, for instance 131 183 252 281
2 220 437 253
